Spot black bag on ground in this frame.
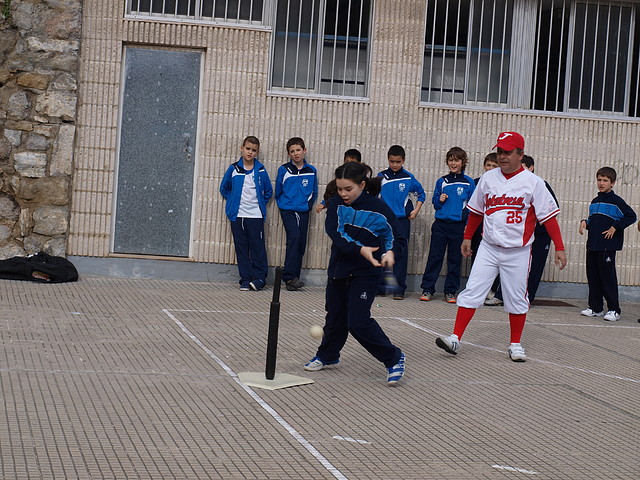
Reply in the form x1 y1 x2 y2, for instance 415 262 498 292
0 253 79 283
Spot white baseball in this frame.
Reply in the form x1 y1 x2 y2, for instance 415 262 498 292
309 324 324 340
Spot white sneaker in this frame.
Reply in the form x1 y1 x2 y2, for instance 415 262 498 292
435 334 459 355
303 356 339 371
508 343 526 362
603 311 620 322
484 297 503 306
580 308 604 317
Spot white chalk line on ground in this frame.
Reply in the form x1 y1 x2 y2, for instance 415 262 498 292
167 308 640 328
332 436 370 444
492 464 539 475
167 308 639 384
399 318 640 384
162 309 349 480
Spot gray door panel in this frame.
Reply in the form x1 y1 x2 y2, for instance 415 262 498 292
114 47 201 257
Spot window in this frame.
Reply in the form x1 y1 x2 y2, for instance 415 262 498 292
422 0 640 118
126 0 264 24
270 0 373 98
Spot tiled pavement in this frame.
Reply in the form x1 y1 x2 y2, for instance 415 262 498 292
1 276 638 480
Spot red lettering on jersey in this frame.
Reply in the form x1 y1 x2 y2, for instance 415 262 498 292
484 194 526 216
484 194 525 211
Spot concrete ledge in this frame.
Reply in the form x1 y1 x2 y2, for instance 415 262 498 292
68 255 640 303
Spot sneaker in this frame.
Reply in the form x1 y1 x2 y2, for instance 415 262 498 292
239 282 250 291
285 277 304 289
443 293 457 303
420 291 433 302
603 310 621 322
580 308 604 317
484 296 503 306
435 334 459 355
249 279 265 291
508 343 526 362
393 293 404 300
285 279 302 291
386 353 406 385
303 356 339 372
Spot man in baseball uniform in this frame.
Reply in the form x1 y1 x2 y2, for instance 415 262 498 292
435 132 567 362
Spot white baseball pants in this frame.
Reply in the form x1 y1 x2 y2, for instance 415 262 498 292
457 241 531 314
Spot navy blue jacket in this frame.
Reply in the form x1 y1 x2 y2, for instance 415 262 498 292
275 160 318 212
585 190 636 251
325 191 404 279
432 172 475 223
535 180 558 237
377 168 426 219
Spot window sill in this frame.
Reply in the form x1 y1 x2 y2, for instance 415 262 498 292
418 102 640 124
124 14 272 32
266 90 370 103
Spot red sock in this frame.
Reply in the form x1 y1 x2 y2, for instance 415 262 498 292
509 313 527 343
452 307 476 339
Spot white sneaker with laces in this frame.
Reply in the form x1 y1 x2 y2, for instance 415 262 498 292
580 308 604 317
435 334 459 355
603 311 620 321
303 356 339 371
508 343 526 362
484 297 503 306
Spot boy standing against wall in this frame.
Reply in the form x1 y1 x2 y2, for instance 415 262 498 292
377 145 426 299
420 147 475 303
275 137 318 291
470 153 499 263
579 167 636 321
220 136 273 291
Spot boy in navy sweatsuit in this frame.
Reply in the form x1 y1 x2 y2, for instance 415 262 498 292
579 166 636 321
420 147 475 303
377 145 426 299
275 137 318 291
220 136 273 291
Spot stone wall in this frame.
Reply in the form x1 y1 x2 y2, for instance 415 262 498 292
0 0 81 258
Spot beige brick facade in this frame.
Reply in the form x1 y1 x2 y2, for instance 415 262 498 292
70 1 640 286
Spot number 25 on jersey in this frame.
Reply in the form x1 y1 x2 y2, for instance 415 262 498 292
506 211 523 224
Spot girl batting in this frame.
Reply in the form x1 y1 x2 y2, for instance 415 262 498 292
303 162 406 385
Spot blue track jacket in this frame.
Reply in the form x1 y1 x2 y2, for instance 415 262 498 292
584 190 636 251
325 191 404 279
275 160 318 212
219 158 273 222
432 172 475 222
377 167 426 219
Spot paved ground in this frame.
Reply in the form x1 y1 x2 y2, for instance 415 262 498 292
0 275 638 480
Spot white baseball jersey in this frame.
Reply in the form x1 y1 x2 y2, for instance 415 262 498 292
468 168 559 248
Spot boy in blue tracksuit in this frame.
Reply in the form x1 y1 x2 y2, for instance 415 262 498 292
420 147 475 303
579 166 636 321
275 137 318 291
377 145 426 299
219 136 273 291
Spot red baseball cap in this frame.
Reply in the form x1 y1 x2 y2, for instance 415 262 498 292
493 131 525 151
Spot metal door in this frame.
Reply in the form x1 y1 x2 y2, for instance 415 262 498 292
114 46 201 257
